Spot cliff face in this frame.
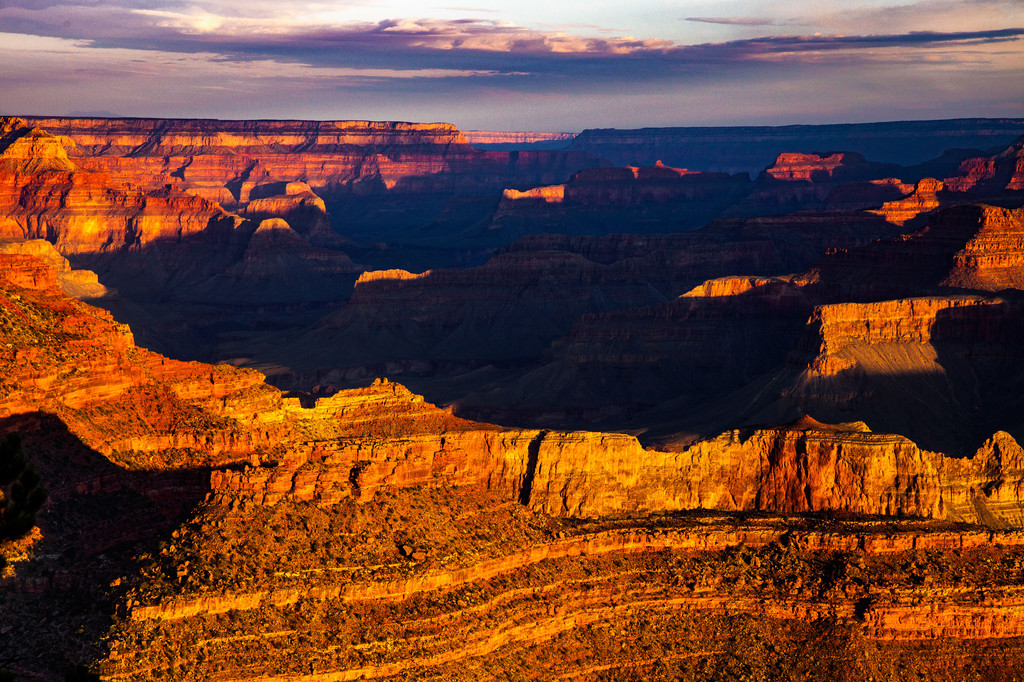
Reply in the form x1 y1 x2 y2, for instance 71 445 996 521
0 248 285 466
205 385 1024 526
0 117 615 362
490 162 752 238
22 116 604 203
6 247 1024 680
688 292 1024 456
248 212 907 396
100 503 1024 681
867 177 948 225
763 152 898 183
6 246 1022 525
0 118 242 254
805 204 1024 301
568 119 1024 174
944 136 1024 196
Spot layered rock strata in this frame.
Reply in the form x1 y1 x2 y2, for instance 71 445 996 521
0 118 242 254
21 117 604 205
4 249 1024 680
100 502 1024 681
246 212 906 392
804 204 1024 300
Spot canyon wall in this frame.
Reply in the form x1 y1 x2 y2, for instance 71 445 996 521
569 118 1024 173
21 117 605 205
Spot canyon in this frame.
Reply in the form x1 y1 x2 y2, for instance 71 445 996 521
2 115 1024 680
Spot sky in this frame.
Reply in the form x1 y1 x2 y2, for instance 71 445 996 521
0 0 1021 130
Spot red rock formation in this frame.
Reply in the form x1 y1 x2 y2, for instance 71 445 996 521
0 117 242 254
0 238 106 299
944 136 1024 195
0 248 282 465
6 246 1024 680
868 177 947 225
492 162 751 234
22 116 605 204
242 181 332 241
823 177 915 212
216 218 361 303
804 204 1024 301
685 291 1024 455
940 205 1024 291
568 119 1024 174
500 184 566 204
464 131 575 147
764 152 875 182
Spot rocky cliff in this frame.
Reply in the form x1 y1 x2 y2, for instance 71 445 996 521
801 204 1024 302
944 136 1024 197
5 247 1024 680
491 161 752 236
22 117 604 205
0 117 243 254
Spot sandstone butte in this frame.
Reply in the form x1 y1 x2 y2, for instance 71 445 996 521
5 247 1024 679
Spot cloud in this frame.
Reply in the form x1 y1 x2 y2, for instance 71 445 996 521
0 2 1020 129
685 17 786 27
818 0 1024 35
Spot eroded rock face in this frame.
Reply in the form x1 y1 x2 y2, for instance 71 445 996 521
241 181 332 241
944 136 1024 195
0 238 106 299
764 152 881 182
0 249 282 466
6 248 1022 525
868 177 947 225
491 162 752 237
100 501 1024 681
5 248 1024 680
0 118 242 254
21 116 605 203
804 204 1024 300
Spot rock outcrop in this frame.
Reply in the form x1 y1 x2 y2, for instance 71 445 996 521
0 117 242 254
868 177 949 225
5 246 1024 680
763 152 894 183
0 238 106 299
944 136 1024 197
245 212 906 395
491 162 752 237
805 204 1024 301
464 130 575 148
4 118 1024 682
241 181 333 241
22 117 605 205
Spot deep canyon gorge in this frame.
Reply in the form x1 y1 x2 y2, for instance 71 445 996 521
2 114 1024 680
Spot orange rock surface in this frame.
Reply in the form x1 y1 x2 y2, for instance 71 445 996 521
765 152 872 182
4 242 1024 680
21 116 604 205
0 117 242 254
868 177 946 225
804 204 1024 300
944 136 1024 194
